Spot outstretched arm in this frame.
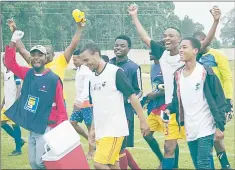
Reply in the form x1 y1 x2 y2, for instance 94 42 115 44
7 18 31 64
63 22 84 63
128 4 151 47
5 31 30 80
200 6 221 50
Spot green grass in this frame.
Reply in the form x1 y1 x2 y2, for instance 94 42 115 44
1 61 235 169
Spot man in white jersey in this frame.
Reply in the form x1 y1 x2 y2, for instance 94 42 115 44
79 43 150 169
70 49 95 160
128 4 221 169
1 55 25 156
164 37 226 169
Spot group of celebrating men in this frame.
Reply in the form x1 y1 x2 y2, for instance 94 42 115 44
1 3 234 170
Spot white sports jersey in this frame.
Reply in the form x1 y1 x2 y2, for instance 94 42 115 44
180 63 216 141
3 67 21 110
89 63 129 140
159 50 184 104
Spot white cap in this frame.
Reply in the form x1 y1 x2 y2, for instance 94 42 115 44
30 45 47 54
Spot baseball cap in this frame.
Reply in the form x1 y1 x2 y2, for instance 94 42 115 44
30 45 47 54
73 49 81 55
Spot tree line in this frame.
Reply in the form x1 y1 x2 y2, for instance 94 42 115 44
2 1 233 51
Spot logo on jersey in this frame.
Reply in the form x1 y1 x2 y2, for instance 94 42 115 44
91 81 106 91
39 84 47 93
195 83 201 90
24 95 39 113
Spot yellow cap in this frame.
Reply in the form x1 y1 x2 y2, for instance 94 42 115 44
72 9 85 23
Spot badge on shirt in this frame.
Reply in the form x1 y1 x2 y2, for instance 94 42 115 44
195 83 201 90
39 84 47 93
24 95 39 113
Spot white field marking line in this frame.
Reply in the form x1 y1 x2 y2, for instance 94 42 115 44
128 147 235 156
3 136 234 156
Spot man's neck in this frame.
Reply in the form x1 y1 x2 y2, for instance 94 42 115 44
96 60 106 74
34 67 47 74
116 56 128 63
184 60 197 72
204 47 210 53
170 47 179 56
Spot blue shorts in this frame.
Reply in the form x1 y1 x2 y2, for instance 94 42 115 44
70 107 93 126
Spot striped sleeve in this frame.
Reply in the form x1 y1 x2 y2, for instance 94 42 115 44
132 66 143 98
14 75 21 85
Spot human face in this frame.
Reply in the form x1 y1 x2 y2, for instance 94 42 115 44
30 50 47 72
45 46 55 64
179 40 198 62
79 50 100 72
163 28 181 51
194 35 206 54
73 55 82 68
114 39 130 58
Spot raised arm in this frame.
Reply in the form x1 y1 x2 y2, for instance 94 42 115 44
7 18 31 64
5 31 30 80
128 4 151 47
200 6 221 50
63 22 84 63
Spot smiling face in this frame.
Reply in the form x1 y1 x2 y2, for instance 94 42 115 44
179 40 199 62
163 28 181 51
30 50 47 71
114 39 130 58
45 46 55 64
79 50 101 72
73 55 83 68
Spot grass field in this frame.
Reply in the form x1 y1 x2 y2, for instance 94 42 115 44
1 61 235 169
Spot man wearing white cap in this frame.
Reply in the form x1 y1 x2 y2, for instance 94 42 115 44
4 30 68 169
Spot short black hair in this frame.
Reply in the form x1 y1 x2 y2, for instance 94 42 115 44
183 37 201 52
115 35 132 48
193 31 206 40
45 45 54 54
80 43 101 57
73 49 80 55
101 55 109 62
167 27 181 37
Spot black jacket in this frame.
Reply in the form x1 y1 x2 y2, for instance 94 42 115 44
167 64 226 132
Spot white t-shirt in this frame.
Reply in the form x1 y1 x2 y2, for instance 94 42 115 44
89 63 129 140
75 65 92 103
180 63 216 141
3 67 21 110
159 50 184 104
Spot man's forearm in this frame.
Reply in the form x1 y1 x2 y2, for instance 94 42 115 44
64 25 83 63
129 94 146 122
9 41 16 48
16 40 31 64
131 15 151 47
149 91 165 100
201 20 219 50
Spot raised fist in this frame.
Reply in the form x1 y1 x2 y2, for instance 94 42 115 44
210 6 221 21
7 18 17 32
11 30 24 43
128 4 138 17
